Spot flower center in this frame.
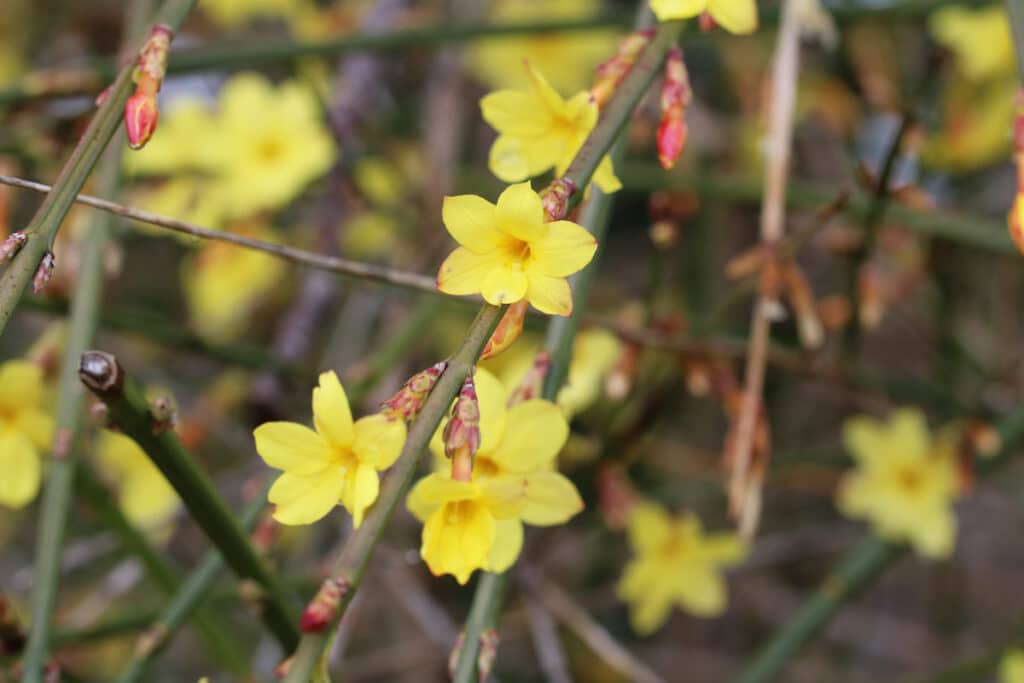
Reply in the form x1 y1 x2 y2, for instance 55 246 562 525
256 136 284 163
331 446 358 474
896 466 924 493
500 237 532 269
474 456 501 479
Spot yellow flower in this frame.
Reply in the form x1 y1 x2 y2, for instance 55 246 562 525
181 225 286 343
618 503 746 634
201 0 307 27
929 6 1014 82
0 361 53 509
95 431 179 530
131 177 227 233
340 211 401 260
214 73 336 219
837 408 960 558
410 369 583 583
924 77 1015 172
650 0 758 34
254 371 406 527
1001 650 1024 683
469 0 619 94
436 182 597 316
481 63 621 193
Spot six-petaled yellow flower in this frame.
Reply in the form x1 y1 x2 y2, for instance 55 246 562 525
0 361 53 509
650 0 758 34
408 369 583 584
481 63 621 193
254 371 406 527
95 431 179 531
837 408 960 559
437 182 597 315
618 502 747 634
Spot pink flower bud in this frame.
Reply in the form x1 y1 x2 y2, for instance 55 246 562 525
125 91 159 150
32 251 56 294
380 361 447 422
480 301 528 360
0 231 27 264
538 178 577 222
478 629 500 682
442 375 481 460
656 47 690 170
591 30 654 108
299 577 350 633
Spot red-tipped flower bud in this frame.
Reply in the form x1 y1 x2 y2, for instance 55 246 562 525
32 251 56 294
539 178 577 222
380 361 447 422
656 47 690 170
0 231 27 264
591 30 654 108
125 91 159 150
443 376 481 462
481 301 529 360
299 577 350 633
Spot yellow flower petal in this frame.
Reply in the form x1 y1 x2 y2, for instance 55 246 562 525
910 505 956 559
421 500 495 584
520 471 583 525
474 368 509 455
650 0 707 21
312 371 354 449
477 476 528 518
342 463 379 529
120 470 179 530
626 502 672 553
442 194 502 252
488 400 568 473
489 135 532 182
524 61 569 116
268 470 345 525
708 0 758 34
885 408 930 460
254 422 331 476
591 154 623 193
481 264 529 305
406 476 441 522
352 414 406 470
0 361 43 412
480 90 555 138
676 567 728 616
619 562 673 634
486 517 524 572
999 651 1024 683
0 431 40 509
698 534 748 565
17 411 54 451
496 182 546 243
528 220 597 277
410 473 479 505
525 274 573 316
437 247 505 296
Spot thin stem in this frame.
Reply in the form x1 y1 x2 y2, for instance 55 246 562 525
75 466 248 673
282 304 506 683
451 573 509 683
0 174 441 296
78 352 300 652
115 489 268 683
0 0 198 341
730 404 1024 683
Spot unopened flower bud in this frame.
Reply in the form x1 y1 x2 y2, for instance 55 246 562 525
478 629 500 682
443 375 481 461
148 393 177 434
125 91 159 150
299 577 350 633
508 351 551 405
448 632 466 679
780 263 824 349
481 301 528 360
134 24 172 86
380 361 447 422
591 30 654 108
32 251 56 294
0 232 27 264
657 47 690 170
539 178 577 221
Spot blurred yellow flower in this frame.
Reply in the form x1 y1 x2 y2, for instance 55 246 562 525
481 62 620 193
410 369 583 583
201 0 306 27
132 177 227 232
95 431 179 530
929 6 1013 82
469 0 619 94
837 408 960 558
122 99 220 177
340 211 401 260
216 73 336 219
651 0 758 34
1001 650 1024 683
618 503 747 634
181 225 286 343
353 157 405 208
924 77 1015 172
436 183 597 315
254 371 406 527
0 361 53 509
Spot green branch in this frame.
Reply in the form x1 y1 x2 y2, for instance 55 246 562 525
78 351 300 652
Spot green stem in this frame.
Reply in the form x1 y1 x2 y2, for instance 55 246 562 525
115 490 268 683
0 0 197 341
281 304 504 683
75 466 248 674
730 405 1024 683
451 573 510 683
77 352 300 652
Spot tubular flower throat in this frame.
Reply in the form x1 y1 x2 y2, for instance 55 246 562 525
618 503 747 634
650 0 758 34
409 369 584 584
254 371 406 527
481 62 621 193
437 182 597 316
0 361 53 509
837 408 961 559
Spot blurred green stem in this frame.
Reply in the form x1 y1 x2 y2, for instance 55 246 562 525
78 351 300 652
